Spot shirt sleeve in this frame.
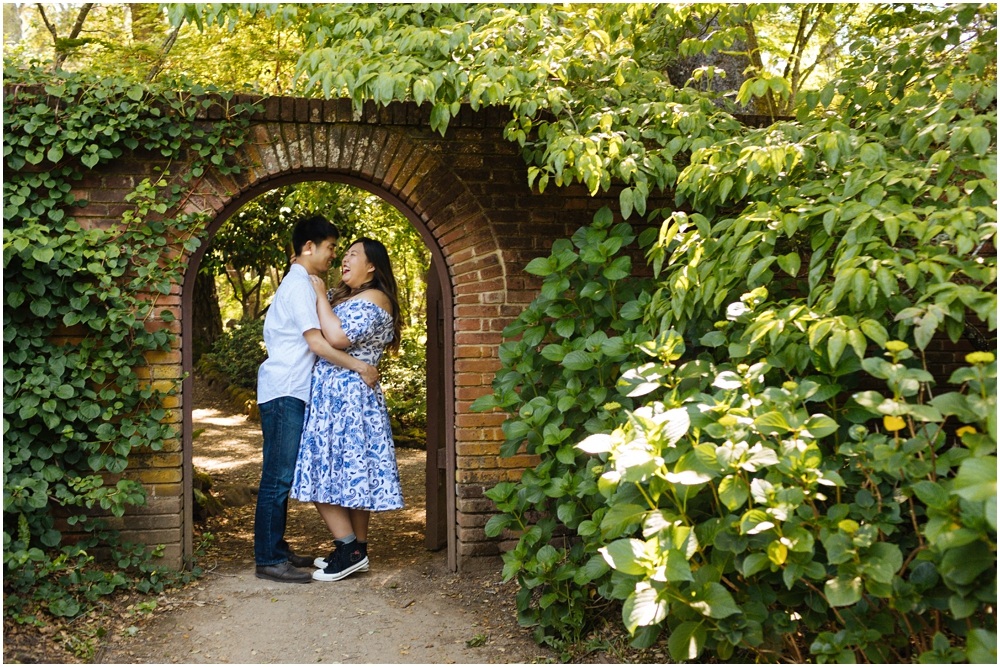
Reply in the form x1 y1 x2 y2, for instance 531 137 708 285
290 281 322 335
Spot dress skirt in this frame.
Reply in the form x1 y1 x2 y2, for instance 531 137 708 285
289 359 404 511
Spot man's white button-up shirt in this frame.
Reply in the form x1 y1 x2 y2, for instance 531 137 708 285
256 263 322 405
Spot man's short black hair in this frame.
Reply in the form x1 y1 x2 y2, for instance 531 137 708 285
291 215 340 255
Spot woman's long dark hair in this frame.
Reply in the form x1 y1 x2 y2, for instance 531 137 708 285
328 237 403 353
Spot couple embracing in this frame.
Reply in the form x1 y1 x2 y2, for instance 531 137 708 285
253 215 404 584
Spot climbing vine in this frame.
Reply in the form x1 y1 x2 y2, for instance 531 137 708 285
3 64 261 621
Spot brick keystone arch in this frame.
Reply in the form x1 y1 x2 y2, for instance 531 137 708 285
68 96 628 572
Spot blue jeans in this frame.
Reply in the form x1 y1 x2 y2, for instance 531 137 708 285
254 396 305 566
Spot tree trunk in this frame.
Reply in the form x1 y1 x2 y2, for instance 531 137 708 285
192 270 223 363
129 3 164 43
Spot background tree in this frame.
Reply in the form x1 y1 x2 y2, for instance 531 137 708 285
200 186 303 322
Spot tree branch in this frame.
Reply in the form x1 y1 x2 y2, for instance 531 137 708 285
66 3 94 41
798 6 855 89
145 21 182 82
38 3 95 69
783 4 811 80
35 4 59 43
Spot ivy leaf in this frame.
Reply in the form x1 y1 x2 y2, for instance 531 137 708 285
30 298 52 317
48 597 81 618
32 247 55 264
776 252 800 277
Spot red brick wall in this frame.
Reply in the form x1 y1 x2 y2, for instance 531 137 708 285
63 96 626 571
54 95 988 571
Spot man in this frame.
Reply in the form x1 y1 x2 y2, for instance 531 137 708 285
254 215 379 584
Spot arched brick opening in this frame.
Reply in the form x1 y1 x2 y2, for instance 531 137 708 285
179 104 510 569
64 96 620 572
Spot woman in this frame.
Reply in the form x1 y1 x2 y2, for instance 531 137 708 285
289 237 404 582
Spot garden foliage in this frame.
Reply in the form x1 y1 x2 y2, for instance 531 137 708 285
3 65 260 621
201 320 268 391
474 6 997 662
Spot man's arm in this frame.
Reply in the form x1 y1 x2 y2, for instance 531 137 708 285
303 329 379 388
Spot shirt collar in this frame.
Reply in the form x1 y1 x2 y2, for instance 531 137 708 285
289 263 309 278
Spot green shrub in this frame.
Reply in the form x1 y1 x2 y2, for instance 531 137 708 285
472 208 657 651
476 6 996 660
381 323 428 434
202 319 268 390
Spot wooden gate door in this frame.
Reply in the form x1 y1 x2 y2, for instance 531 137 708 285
424 261 448 550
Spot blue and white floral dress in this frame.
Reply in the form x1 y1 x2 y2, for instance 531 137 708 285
290 298 404 511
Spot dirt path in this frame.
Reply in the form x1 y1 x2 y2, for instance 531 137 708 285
96 377 549 664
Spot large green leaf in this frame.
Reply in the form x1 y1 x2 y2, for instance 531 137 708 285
966 628 997 664
667 621 707 662
601 539 647 576
951 456 996 502
824 575 862 607
688 582 740 618
600 503 648 539
623 582 666 632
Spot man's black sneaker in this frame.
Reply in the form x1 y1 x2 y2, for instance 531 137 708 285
314 547 369 571
313 542 369 582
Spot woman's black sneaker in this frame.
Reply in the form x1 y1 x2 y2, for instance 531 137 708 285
313 542 369 582
314 547 369 571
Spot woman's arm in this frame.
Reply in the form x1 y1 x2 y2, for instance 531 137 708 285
303 330 379 388
311 277 352 349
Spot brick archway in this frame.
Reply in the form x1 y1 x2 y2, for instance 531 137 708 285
70 97 615 572
182 165 468 569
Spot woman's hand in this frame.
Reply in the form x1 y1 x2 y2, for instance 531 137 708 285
309 275 328 302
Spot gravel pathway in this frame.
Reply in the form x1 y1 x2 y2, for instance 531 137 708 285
96 376 548 664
